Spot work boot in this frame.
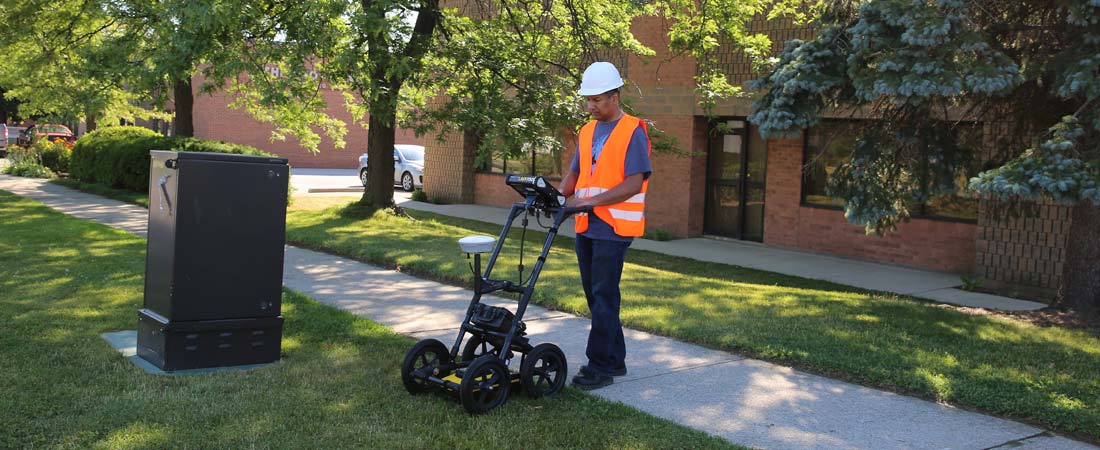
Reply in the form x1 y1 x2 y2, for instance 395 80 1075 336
580 364 627 377
571 366 613 390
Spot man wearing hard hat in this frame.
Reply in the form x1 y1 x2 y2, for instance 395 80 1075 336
558 61 652 390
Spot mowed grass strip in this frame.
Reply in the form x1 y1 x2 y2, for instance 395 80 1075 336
283 202 1100 440
50 178 150 208
0 190 743 450
31 180 1100 439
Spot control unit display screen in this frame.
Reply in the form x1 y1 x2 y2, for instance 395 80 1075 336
505 174 566 208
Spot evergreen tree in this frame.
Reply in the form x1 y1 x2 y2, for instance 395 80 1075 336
750 0 1100 315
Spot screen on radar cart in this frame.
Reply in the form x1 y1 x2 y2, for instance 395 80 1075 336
505 174 566 207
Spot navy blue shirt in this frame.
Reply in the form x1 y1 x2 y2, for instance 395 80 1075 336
570 117 652 242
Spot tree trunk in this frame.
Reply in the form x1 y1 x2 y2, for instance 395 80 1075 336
361 105 397 208
173 77 194 137
86 111 97 133
354 0 437 208
1057 202 1100 317
460 128 483 203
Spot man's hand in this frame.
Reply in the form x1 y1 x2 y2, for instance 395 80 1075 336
567 197 596 208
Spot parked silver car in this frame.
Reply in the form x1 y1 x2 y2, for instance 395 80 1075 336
358 144 425 191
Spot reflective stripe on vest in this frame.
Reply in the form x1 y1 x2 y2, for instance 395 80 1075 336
574 114 650 237
576 188 646 205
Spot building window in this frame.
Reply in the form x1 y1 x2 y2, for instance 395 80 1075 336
923 124 982 220
802 121 857 208
803 120 981 221
533 145 563 178
510 149 535 176
478 145 562 178
479 154 505 173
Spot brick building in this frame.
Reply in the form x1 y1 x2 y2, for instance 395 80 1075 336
188 73 422 169
165 17 1066 298
421 16 1069 299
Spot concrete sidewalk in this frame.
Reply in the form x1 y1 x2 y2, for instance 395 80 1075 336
287 168 1046 311
1 174 1091 450
393 199 1047 311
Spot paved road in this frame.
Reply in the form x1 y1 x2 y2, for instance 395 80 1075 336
289 167 412 202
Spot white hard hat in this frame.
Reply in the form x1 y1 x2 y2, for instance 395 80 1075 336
577 62 624 96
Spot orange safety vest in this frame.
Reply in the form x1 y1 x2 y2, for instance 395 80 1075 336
574 114 650 237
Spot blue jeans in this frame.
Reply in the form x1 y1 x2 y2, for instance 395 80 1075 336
575 234 630 375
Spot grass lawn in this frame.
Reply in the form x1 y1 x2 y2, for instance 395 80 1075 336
0 190 742 449
33 180 1100 441
50 178 150 208
283 201 1100 441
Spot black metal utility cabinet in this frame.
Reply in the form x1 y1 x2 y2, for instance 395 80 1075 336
138 150 289 371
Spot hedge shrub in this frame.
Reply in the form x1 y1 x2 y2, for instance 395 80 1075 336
70 126 161 187
70 126 279 193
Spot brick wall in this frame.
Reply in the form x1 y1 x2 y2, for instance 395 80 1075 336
474 172 521 207
424 126 477 204
714 16 816 88
425 11 1044 279
976 201 1069 290
191 74 421 169
642 115 704 237
971 120 1068 293
687 116 710 235
763 135 977 273
459 15 710 238
762 137 803 246
468 115 707 239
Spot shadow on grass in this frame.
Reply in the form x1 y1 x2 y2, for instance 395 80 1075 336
1 191 741 450
283 202 1100 440
9 185 1100 441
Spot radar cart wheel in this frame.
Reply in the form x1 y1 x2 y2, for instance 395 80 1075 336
459 355 510 414
520 343 567 398
461 334 508 362
401 339 450 394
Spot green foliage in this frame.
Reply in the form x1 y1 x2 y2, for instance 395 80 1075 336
3 0 807 177
970 116 1100 204
959 275 985 292
224 0 807 173
406 0 654 163
2 162 55 179
31 139 72 174
661 0 799 119
2 146 55 178
410 188 428 202
69 125 275 192
647 228 673 241
747 25 848 138
0 0 168 126
4 146 34 165
70 126 163 186
3 140 72 175
750 0 1100 234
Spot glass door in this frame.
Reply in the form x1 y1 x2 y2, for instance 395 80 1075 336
704 119 766 241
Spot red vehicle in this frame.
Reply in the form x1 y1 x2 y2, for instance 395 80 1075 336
17 124 75 147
